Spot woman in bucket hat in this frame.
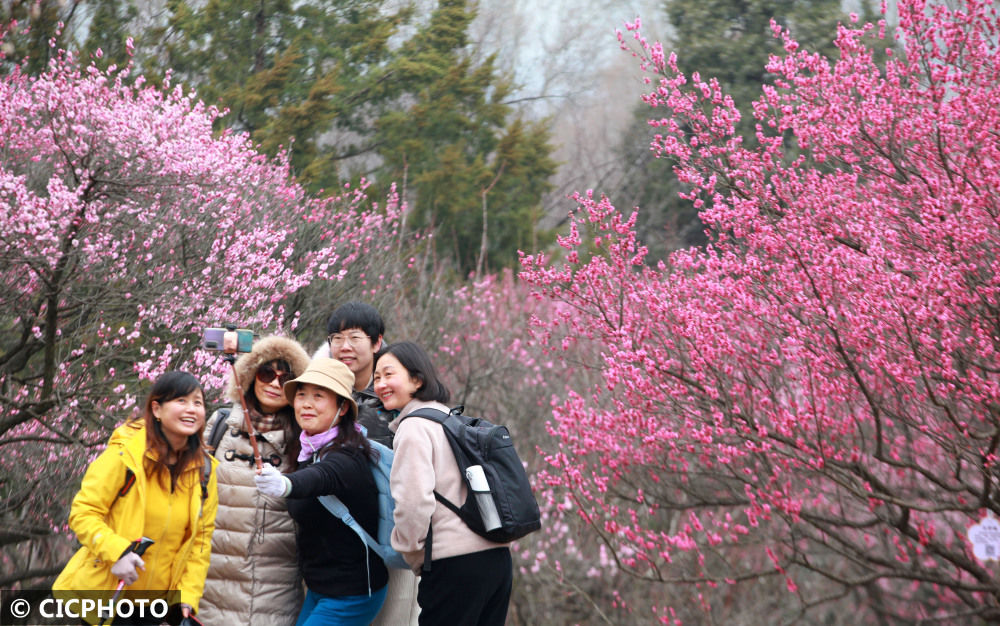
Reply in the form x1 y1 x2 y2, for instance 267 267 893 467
254 357 388 626
199 335 310 626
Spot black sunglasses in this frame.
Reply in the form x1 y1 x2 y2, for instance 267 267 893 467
256 366 292 385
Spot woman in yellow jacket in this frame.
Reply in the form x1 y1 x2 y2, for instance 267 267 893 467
54 371 219 625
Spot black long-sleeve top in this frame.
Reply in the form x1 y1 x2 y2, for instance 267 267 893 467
285 445 388 597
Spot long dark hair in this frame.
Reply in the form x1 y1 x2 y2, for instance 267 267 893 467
135 371 206 490
244 358 301 466
376 341 451 404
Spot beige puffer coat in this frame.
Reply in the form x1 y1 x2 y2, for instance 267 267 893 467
198 336 310 626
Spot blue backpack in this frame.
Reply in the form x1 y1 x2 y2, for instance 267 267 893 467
318 438 409 570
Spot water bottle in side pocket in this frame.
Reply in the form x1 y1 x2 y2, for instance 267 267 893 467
465 464 502 531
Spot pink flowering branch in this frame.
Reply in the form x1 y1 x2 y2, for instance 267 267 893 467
0 41 401 567
523 0 1000 621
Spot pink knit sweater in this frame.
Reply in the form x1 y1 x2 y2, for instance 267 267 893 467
388 399 508 571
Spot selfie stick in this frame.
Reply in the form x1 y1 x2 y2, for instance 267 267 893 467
224 353 264 472
100 537 154 626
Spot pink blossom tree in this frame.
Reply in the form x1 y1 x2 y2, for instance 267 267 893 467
0 42 400 584
521 0 1000 622
403 269 612 622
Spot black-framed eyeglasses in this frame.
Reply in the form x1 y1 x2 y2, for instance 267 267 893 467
328 331 370 348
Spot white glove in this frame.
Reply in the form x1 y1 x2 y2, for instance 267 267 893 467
110 551 145 585
255 464 291 498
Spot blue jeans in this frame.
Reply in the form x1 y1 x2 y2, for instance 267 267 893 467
295 586 387 626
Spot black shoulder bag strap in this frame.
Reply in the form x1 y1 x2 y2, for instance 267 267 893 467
110 467 138 511
206 407 232 456
403 407 458 573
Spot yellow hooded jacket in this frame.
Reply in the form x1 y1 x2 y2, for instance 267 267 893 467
53 421 218 615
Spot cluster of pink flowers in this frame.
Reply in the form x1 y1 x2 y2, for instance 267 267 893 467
521 0 1000 621
0 42 399 539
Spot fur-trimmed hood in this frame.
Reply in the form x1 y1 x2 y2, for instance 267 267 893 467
226 335 311 403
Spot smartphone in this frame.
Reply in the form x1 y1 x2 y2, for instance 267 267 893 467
202 327 254 353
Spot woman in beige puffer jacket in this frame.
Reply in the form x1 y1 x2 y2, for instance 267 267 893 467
198 335 310 626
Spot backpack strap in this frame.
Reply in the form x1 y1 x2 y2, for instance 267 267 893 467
120 468 136 498
111 453 212 517
405 406 459 423
318 494 383 555
406 407 473 498
424 522 433 573
110 468 137 511
318 494 377 596
316 444 409 572
200 450 212 505
318 494 410 579
402 407 468 572
206 407 232 456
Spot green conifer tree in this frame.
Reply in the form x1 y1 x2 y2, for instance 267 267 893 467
1 0 80 75
79 0 139 70
612 0 886 261
374 0 556 274
3 0 558 273
153 0 411 194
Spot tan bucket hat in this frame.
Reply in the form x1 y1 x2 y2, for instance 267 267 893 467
283 357 358 421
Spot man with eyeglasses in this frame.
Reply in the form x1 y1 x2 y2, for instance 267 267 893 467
317 304 421 626
316 301 395 445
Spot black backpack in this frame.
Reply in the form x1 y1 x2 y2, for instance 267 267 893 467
206 407 232 455
406 406 541 546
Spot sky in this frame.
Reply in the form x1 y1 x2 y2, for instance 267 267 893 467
467 0 669 220
474 0 666 117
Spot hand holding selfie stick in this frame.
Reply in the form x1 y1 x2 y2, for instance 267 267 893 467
179 602 203 626
204 325 263 472
100 537 154 626
224 352 264 473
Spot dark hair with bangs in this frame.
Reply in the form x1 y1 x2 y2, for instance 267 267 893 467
375 342 450 404
134 371 206 491
326 301 385 343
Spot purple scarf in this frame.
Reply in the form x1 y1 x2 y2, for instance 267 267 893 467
298 426 340 462
297 423 362 462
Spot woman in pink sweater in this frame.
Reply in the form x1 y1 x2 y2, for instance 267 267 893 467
373 342 512 626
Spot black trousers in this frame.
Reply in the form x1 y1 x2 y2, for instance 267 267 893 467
417 547 512 626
